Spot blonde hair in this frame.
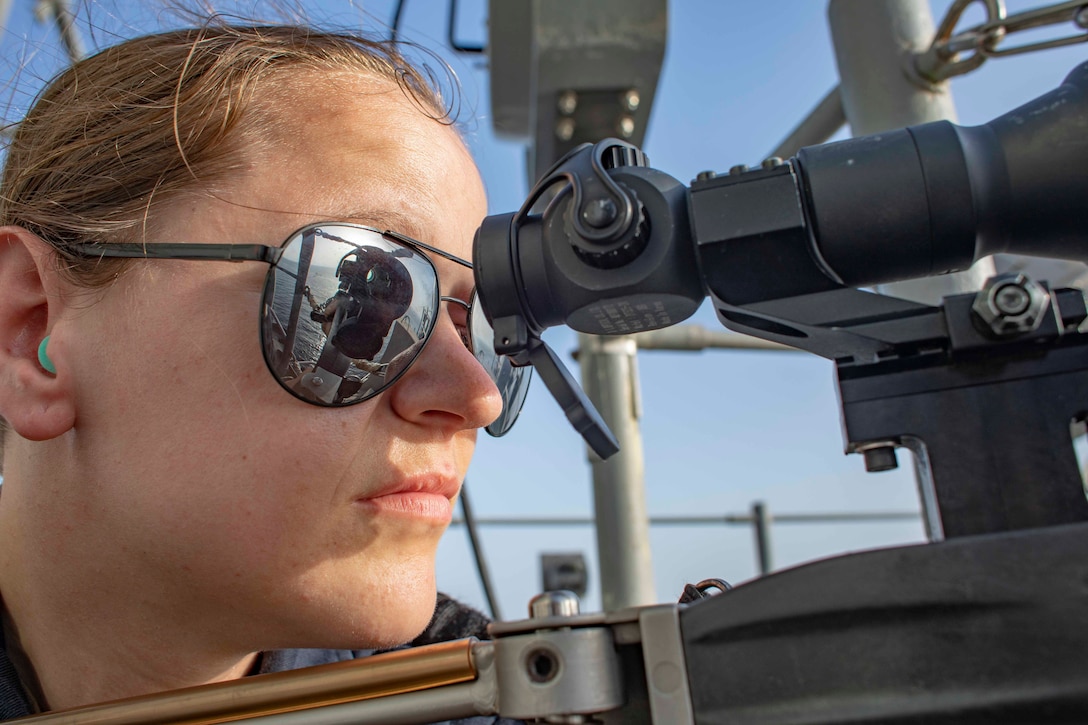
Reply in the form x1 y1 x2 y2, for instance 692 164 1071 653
0 22 454 468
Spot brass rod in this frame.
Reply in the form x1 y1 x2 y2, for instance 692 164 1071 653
13 639 477 724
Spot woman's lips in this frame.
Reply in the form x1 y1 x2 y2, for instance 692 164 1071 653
356 491 453 521
355 476 460 522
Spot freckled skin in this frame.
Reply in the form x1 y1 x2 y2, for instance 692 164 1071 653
0 71 500 710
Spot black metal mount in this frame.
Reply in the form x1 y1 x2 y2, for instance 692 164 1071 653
838 284 1088 539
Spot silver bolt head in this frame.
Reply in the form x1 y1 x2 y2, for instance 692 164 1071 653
761 156 784 169
555 117 576 142
557 90 578 115
529 590 581 619
618 116 636 138
622 88 641 112
994 284 1030 315
972 273 1050 337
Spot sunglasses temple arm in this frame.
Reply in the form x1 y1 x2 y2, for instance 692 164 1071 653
384 231 472 269
527 338 619 459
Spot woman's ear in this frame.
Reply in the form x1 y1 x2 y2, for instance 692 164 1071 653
0 226 76 441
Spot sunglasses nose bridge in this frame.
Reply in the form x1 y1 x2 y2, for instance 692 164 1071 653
440 294 473 344
440 295 472 312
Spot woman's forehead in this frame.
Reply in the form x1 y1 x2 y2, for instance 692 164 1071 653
254 70 453 156
207 72 486 254
261 66 447 120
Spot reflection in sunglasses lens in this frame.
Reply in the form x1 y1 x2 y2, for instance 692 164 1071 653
261 226 439 406
258 224 530 435
471 293 531 436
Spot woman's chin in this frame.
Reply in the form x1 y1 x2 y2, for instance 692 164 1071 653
293 560 440 649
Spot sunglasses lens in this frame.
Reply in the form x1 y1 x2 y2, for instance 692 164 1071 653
470 292 531 436
261 225 439 406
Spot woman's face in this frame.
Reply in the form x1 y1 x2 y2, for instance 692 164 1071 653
54 73 500 649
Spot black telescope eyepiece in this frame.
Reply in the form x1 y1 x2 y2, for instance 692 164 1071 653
471 139 701 459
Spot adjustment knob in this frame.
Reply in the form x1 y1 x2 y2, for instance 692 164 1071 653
569 186 649 270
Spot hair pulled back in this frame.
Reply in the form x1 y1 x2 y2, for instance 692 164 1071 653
0 21 452 468
0 22 449 285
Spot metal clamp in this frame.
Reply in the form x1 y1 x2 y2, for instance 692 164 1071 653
492 627 625 721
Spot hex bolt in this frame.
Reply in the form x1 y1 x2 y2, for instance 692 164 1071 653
729 164 749 176
557 90 578 116
761 156 784 169
618 116 636 138
695 170 717 181
971 273 1051 337
622 88 641 112
555 117 576 142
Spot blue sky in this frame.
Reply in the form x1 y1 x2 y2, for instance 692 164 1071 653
2 1 1085 618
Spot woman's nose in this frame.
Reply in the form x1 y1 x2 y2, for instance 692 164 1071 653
386 313 504 433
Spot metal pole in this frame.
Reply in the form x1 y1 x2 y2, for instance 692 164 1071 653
578 332 656 611
768 85 846 160
458 482 502 621
827 0 996 306
751 501 773 576
448 510 922 526
632 325 798 353
34 0 85 62
827 0 997 542
0 0 13 41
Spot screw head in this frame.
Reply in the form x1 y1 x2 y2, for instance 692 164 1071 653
622 88 641 112
729 164 749 176
761 156 785 169
993 284 1030 315
556 90 578 115
618 116 636 138
971 273 1051 337
555 117 575 142
581 198 618 229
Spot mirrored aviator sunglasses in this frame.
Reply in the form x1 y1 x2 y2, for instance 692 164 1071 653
67 223 530 436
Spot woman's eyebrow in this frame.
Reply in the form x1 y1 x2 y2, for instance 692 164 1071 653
341 208 429 243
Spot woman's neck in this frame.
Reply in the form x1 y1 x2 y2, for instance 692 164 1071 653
0 477 259 712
